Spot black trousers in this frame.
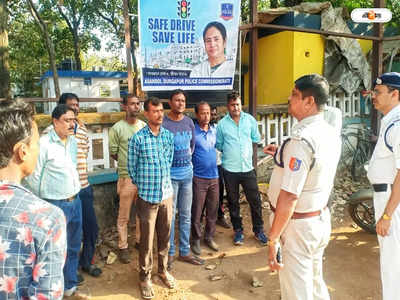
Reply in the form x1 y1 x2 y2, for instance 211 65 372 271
222 168 264 233
217 165 225 218
78 185 98 269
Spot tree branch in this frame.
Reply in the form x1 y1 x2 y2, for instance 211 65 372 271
97 10 121 37
26 0 46 33
56 4 74 34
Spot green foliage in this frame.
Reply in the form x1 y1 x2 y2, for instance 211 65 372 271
92 0 138 52
241 0 272 23
82 53 126 72
8 1 95 96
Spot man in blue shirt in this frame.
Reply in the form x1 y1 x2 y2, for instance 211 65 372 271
25 104 82 297
216 91 268 246
191 102 219 255
163 89 204 269
128 98 175 299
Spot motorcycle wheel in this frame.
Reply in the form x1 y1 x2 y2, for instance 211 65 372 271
348 199 376 234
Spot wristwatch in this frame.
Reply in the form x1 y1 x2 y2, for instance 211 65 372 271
382 213 392 221
267 239 278 246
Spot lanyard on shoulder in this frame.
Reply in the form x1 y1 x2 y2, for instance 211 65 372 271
273 137 316 170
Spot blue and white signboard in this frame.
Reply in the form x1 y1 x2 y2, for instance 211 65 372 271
138 0 241 91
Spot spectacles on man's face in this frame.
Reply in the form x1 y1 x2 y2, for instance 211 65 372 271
372 87 395 96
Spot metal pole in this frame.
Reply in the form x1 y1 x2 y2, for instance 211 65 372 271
249 0 258 168
123 0 134 94
249 0 258 117
371 0 385 137
240 23 382 41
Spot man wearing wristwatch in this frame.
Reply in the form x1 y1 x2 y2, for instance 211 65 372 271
367 72 400 300
264 74 341 300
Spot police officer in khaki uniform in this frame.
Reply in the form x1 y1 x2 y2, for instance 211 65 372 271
264 74 341 300
367 72 400 300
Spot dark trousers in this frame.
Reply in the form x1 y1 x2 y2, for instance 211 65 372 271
217 166 225 218
78 185 99 268
137 196 172 282
191 176 219 240
222 168 264 233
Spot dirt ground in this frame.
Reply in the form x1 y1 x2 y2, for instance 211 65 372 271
73 201 382 300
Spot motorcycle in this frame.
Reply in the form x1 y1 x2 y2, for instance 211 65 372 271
348 187 376 234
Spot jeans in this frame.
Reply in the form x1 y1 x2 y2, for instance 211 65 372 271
46 195 82 290
78 185 98 269
222 168 264 233
169 177 193 257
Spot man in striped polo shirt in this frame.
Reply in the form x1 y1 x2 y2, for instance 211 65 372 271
58 93 102 278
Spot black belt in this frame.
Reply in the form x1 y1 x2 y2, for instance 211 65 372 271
372 184 389 192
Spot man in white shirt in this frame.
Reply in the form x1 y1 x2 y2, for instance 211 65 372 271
264 74 341 300
367 72 400 300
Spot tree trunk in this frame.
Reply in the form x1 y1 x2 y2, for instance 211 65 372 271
27 0 60 98
131 40 138 95
123 0 134 95
72 28 82 70
46 29 61 98
0 0 10 99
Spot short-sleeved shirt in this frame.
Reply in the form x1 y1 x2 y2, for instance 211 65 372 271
368 104 400 184
192 123 218 179
162 115 195 180
268 114 341 213
109 119 146 178
0 181 67 299
127 126 174 203
216 112 261 173
75 121 90 188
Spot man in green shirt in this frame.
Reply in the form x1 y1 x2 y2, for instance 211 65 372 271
109 94 146 264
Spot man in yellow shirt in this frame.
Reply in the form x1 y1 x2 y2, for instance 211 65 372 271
109 94 146 264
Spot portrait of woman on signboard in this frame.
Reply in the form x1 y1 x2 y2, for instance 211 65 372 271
190 21 235 78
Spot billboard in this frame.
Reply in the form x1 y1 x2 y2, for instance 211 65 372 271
138 0 241 91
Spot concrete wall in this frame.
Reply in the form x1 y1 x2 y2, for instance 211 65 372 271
92 182 118 230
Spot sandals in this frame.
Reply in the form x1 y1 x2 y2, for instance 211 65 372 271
167 255 175 271
178 254 205 265
158 272 176 289
139 280 155 299
82 264 102 277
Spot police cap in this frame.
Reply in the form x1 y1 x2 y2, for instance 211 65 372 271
374 72 400 89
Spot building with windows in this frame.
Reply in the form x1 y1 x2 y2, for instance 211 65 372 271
41 70 127 113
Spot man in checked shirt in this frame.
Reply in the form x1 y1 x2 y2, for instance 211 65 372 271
128 97 175 300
